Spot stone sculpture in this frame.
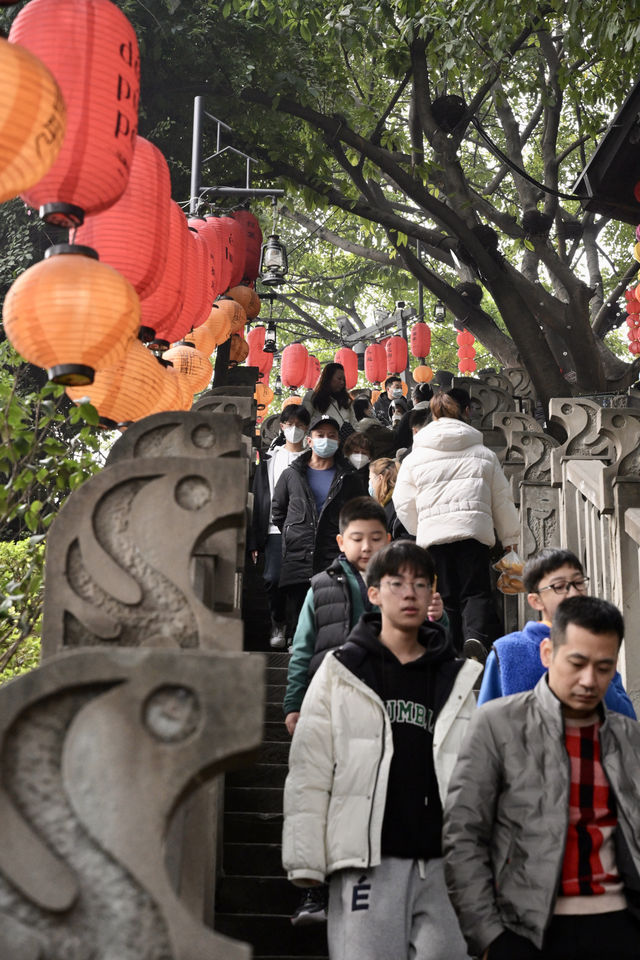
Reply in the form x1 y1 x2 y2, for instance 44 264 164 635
0 647 263 960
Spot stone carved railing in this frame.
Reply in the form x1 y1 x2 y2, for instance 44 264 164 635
1 406 262 958
479 373 640 709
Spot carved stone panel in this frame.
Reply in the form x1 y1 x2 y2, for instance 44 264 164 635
520 483 561 561
548 397 613 485
41 454 247 658
0 647 263 960
106 412 245 466
452 377 515 429
192 394 256 438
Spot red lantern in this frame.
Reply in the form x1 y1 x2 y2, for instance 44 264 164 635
365 343 387 384
169 229 211 343
458 357 477 373
386 336 408 374
335 347 358 390
140 200 189 347
626 300 640 315
281 342 309 389
11 0 140 226
630 341 640 355
205 216 233 294
410 322 431 359
76 137 170 300
246 326 274 380
304 354 322 390
218 215 246 290
457 345 475 360
188 217 222 303
456 329 475 347
231 210 263 282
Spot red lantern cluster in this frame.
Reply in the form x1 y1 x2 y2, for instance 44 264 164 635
457 329 476 374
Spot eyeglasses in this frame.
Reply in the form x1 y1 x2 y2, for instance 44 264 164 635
382 578 432 595
538 577 590 596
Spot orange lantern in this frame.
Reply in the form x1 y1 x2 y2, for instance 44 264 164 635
228 284 261 319
371 389 381 405
231 210 263 281
386 335 408 374
229 333 249 365
143 362 193 416
11 0 140 226
3 243 139 385
0 38 66 204
286 393 302 406
162 342 212 394
410 322 431 359
281 342 309 389
413 364 434 383
304 354 322 390
365 343 387 384
166 365 193 410
75 137 170 300
66 340 165 427
204 303 232 347
182 323 215 357
335 347 358 390
214 297 247 335
141 200 189 347
255 382 274 410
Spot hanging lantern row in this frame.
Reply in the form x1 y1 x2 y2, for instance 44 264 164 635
457 329 477 374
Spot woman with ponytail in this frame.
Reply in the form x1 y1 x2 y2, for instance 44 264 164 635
393 389 519 656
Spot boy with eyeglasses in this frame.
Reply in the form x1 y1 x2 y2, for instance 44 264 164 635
282 540 479 959
478 547 635 716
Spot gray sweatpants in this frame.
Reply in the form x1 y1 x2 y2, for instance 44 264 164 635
327 856 470 960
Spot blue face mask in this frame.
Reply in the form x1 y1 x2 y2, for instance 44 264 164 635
368 480 375 496
312 437 339 459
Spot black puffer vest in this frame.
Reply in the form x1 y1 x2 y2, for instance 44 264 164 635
308 559 353 676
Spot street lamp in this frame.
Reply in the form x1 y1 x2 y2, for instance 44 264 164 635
263 320 278 353
433 300 446 322
259 234 289 285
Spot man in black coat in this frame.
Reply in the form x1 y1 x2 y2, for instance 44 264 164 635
374 376 404 425
271 414 365 641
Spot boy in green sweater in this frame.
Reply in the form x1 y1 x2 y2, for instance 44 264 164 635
284 496 445 735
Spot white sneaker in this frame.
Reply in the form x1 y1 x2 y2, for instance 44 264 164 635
269 624 286 649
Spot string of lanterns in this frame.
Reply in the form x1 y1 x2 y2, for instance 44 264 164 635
0 0 273 430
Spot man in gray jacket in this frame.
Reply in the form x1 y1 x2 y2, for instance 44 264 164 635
443 595 640 960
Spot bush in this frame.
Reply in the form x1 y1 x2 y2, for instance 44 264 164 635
0 538 44 682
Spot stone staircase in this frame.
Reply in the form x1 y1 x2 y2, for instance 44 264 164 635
215 651 328 960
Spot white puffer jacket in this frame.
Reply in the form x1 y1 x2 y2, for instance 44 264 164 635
393 417 519 548
282 651 481 885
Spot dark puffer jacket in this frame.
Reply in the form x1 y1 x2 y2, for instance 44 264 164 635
271 450 364 587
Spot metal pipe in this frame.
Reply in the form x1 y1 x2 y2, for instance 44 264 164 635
189 96 204 215
199 187 285 197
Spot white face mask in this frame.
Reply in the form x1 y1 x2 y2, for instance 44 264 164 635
283 425 305 443
349 453 370 469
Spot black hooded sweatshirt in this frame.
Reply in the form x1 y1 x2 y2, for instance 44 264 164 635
334 612 465 860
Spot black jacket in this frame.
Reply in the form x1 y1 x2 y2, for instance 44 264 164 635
373 392 392 424
271 450 365 587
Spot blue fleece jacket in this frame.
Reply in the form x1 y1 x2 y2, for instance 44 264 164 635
478 619 636 718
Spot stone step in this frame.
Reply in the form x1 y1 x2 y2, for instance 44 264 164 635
267 665 289 684
215 914 328 959
267 652 291 669
224 842 283 877
227 763 287 788
263 721 291 742
216 875 298 914
266 683 287 703
265 701 288 724
258 740 290 764
226 786 283 814
224 811 283 844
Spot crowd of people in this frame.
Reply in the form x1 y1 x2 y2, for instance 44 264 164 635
248 359 640 960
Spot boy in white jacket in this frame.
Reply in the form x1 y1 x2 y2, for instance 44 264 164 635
282 540 478 960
